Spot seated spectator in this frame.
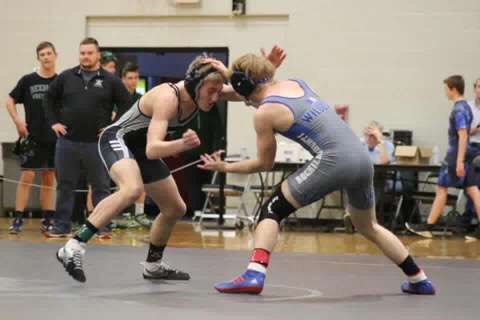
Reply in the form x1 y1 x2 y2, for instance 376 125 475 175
344 121 395 231
363 122 420 227
363 120 395 165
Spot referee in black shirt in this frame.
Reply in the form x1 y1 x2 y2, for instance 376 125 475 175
43 37 131 237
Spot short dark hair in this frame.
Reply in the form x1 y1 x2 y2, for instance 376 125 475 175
122 62 139 77
444 75 465 95
36 41 56 57
79 37 100 51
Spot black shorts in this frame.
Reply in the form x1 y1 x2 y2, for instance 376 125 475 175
20 142 55 170
437 162 479 188
98 126 170 184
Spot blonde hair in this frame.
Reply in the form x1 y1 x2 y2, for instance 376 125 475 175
368 120 383 132
231 53 275 83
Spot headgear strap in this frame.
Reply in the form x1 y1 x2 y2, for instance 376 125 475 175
230 70 270 98
184 53 218 105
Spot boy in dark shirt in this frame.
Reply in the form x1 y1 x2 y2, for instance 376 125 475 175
407 75 480 240
6 41 58 234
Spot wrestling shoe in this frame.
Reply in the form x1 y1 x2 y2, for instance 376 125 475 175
214 269 265 294
56 239 87 283
141 261 190 280
401 279 435 295
405 222 434 239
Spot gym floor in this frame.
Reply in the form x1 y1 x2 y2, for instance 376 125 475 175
1 218 479 319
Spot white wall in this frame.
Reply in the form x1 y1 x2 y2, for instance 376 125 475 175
1 0 480 175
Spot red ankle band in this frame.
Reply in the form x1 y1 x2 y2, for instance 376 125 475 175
250 248 270 267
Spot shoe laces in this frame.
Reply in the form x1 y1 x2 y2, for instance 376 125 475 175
142 261 166 273
160 261 180 273
72 251 83 270
142 260 183 275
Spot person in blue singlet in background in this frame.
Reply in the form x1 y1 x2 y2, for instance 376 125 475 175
199 54 435 295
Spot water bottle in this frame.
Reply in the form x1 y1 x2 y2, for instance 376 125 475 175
431 145 440 164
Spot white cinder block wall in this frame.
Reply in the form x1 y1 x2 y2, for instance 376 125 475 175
1 0 479 215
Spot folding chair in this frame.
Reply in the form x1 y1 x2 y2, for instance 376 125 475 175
395 172 464 234
194 171 254 229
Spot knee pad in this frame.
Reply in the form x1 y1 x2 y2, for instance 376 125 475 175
258 189 296 223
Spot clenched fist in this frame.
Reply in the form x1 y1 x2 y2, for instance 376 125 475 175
182 129 201 150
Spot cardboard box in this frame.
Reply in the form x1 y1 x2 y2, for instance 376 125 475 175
395 146 432 165
418 147 433 164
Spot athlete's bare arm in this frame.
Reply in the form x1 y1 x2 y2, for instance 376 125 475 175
199 104 278 173
145 85 200 159
210 45 287 102
220 84 244 102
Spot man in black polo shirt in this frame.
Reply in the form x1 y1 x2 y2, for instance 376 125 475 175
6 41 58 234
43 37 131 237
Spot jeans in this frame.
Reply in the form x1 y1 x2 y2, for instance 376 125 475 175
53 137 110 228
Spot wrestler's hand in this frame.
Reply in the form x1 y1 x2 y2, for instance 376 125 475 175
198 150 227 172
201 58 231 81
182 129 201 150
261 45 287 68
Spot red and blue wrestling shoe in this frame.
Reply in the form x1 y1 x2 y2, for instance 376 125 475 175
401 279 436 295
214 269 265 294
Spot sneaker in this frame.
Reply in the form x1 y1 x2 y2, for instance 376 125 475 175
71 222 82 233
46 223 72 238
343 213 355 234
56 239 86 283
214 269 265 294
111 213 141 229
465 226 480 241
141 261 190 280
134 214 153 228
9 218 23 234
40 219 52 233
126 216 142 228
111 215 130 229
41 211 55 233
401 279 436 295
405 222 434 239
97 223 113 240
